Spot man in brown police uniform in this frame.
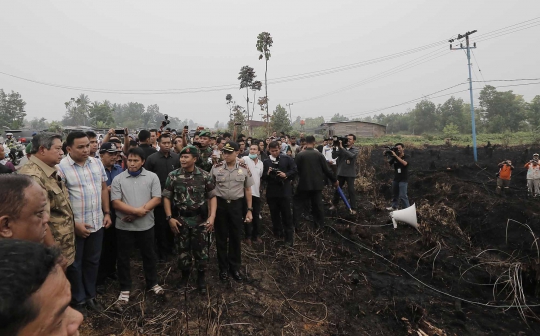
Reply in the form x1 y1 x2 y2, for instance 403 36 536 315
210 141 254 282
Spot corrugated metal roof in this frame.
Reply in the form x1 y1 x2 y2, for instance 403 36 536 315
322 120 386 128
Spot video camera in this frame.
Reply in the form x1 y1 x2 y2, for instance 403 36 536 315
332 135 348 147
384 146 399 157
161 114 171 128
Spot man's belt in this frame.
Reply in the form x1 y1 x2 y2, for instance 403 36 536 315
217 196 243 204
179 208 202 217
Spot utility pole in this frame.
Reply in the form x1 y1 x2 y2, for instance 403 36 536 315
450 30 478 161
286 103 293 121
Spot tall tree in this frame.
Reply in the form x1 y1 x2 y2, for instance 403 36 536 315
88 101 115 128
251 80 262 120
256 32 273 133
527 95 540 129
270 104 292 134
409 100 438 134
478 85 526 132
29 117 49 130
437 96 467 132
238 66 256 122
0 89 26 129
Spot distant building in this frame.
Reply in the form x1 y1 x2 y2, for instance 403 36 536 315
322 120 386 138
245 120 267 134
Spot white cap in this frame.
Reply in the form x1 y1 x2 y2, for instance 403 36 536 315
6 132 13 136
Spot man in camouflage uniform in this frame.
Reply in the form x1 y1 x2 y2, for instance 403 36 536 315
195 130 214 172
163 145 217 294
18 133 76 266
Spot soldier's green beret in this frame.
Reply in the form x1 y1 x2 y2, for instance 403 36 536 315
179 145 199 156
199 130 211 138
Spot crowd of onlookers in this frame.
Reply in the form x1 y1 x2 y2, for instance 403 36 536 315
0 126 367 335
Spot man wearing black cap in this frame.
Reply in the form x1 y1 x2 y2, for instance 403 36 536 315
196 130 214 172
210 141 254 282
96 142 123 289
163 145 216 293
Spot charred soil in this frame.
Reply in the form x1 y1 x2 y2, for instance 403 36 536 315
84 145 540 335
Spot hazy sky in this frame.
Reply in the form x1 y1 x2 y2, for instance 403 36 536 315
1 1 539 127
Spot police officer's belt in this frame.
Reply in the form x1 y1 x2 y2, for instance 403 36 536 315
179 208 202 217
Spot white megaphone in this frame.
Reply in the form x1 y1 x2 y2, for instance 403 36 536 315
390 204 418 230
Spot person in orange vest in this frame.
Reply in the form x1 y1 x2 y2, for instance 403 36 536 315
496 159 514 195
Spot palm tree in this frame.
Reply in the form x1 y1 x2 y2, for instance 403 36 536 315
75 94 91 126
238 66 256 122
256 32 273 134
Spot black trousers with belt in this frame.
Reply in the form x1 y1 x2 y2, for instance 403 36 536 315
267 196 294 243
154 205 175 260
215 197 244 272
332 176 357 210
293 189 325 229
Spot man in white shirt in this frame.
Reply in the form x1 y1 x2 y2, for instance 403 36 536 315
241 144 264 245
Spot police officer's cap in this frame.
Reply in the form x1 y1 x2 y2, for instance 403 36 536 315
180 145 199 156
99 142 122 154
223 141 239 153
199 130 211 138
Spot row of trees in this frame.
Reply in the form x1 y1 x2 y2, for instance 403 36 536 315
331 86 540 135
61 93 207 130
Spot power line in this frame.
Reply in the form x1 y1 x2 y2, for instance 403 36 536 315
471 50 487 83
331 80 540 120
0 17 538 95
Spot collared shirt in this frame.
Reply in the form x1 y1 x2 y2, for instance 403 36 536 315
243 157 263 198
58 155 107 232
104 163 123 187
210 160 254 200
144 151 180 189
139 144 157 161
19 155 76 265
111 168 161 231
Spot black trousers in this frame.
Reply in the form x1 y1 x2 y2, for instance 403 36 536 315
215 197 243 272
244 196 262 241
294 190 325 228
154 205 175 259
332 176 357 210
116 227 158 291
267 196 294 243
97 211 117 285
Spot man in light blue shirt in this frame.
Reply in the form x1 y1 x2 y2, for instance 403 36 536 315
58 132 111 317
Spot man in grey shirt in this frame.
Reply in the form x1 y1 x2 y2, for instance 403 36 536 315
111 147 164 311
330 134 359 212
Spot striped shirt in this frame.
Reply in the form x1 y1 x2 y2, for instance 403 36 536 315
58 155 108 232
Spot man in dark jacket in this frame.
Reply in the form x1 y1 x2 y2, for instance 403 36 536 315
330 134 359 212
294 136 337 229
262 141 297 246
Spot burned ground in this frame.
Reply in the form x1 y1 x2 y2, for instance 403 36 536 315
83 144 540 335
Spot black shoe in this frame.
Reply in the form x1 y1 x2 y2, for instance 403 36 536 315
96 284 105 295
86 298 104 313
71 303 88 318
176 270 191 289
229 270 243 282
197 271 207 294
219 271 229 282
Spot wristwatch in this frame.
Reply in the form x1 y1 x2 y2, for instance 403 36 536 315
247 207 253 212
165 215 172 221
103 211 110 215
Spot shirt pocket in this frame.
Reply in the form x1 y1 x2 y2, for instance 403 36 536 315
235 175 246 182
216 175 227 183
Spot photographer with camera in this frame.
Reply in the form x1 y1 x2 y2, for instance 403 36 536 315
330 134 359 212
496 159 514 195
385 143 410 210
262 141 297 246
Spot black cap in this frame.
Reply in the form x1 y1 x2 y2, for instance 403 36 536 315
99 142 122 154
223 141 239 153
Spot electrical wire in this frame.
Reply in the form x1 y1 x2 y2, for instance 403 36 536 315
0 17 538 95
335 80 540 119
326 225 540 309
471 50 487 83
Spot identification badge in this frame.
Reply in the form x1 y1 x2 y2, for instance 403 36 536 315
397 168 402 173
346 160 350 165
238 169 243 174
